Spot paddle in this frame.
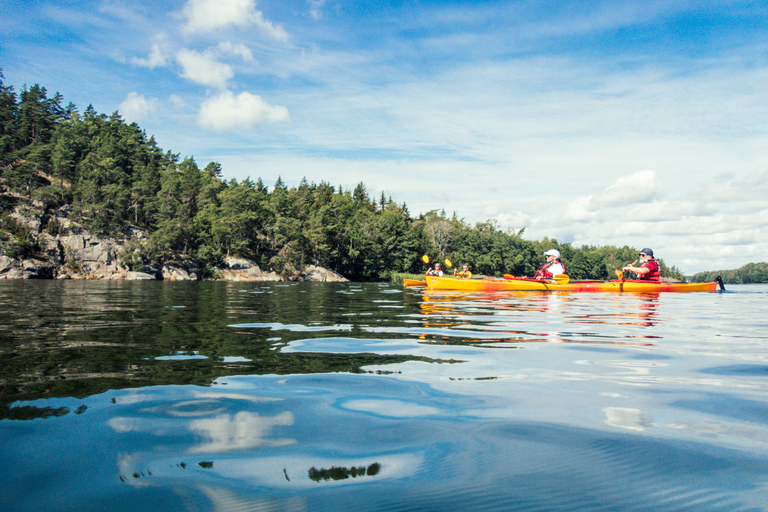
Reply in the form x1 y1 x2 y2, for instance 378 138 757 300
503 274 570 285
422 255 430 264
444 258 452 268
619 258 638 279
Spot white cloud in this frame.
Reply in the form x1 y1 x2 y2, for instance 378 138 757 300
197 90 290 131
563 170 661 221
598 169 661 206
118 92 158 122
176 48 233 89
131 44 167 69
181 0 288 41
308 0 326 20
217 41 254 62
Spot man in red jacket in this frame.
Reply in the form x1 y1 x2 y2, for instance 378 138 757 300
623 248 660 281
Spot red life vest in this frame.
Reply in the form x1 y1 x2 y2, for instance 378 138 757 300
534 262 566 279
638 259 660 281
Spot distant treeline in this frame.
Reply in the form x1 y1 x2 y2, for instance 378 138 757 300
690 262 768 284
0 71 686 281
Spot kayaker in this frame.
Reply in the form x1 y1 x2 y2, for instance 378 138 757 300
623 248 660 281
534 249 566 280
454 264 472 278
426 263 444 277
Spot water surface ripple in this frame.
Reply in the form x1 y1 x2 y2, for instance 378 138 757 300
1 281 767 511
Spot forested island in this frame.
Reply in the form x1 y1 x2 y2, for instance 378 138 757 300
690 263 768 284
1 71 761 283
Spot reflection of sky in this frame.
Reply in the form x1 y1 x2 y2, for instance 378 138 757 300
188 411 296 453
3 285 768 511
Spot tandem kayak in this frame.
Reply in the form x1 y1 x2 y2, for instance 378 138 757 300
424 275 725 293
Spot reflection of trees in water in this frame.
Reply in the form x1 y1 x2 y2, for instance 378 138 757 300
1 403 87 420
308 463 381 482
118 460 213 483
1 282 448 408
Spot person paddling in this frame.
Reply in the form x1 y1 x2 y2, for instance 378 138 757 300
623 248 660 281
534 249 566 280
454 264 472 278
426 262 443 277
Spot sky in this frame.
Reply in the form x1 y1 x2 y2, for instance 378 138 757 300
2 0 767 274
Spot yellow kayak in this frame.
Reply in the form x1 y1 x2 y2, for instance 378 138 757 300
424 275 723 293
403 279 427 287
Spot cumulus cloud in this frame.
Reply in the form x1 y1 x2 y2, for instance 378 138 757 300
181 0 288 41
118 92 158 122
564 169 662 220
176 48 233 89
131 44 168 68
217 41 254 62
197 90 290 131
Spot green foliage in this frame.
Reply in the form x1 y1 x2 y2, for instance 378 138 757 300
0 213 39 259
0 74 701 281
691 262 768 284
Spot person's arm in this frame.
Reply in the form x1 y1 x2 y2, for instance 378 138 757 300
623 263 650 275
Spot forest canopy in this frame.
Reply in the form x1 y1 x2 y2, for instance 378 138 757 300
0 70 697 282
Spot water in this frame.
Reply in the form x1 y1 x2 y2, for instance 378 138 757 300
1 281 767 511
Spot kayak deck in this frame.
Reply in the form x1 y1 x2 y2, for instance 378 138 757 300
424 275 722 292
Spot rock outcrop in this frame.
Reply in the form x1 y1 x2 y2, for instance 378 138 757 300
0 197 348 282
298 265 348 282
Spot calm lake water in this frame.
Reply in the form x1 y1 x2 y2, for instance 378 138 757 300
1 281 767 511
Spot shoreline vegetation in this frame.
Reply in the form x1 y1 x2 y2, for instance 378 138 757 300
0 71 763 283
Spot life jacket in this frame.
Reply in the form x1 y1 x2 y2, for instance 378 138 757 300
426 269 443 277
534 262 566 280
638 259 660 281
455 270 472 278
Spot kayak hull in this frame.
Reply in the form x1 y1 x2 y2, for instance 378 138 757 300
403 279 427 287
424 276 720 292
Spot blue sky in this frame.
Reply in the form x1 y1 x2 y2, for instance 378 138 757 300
2 0 767 273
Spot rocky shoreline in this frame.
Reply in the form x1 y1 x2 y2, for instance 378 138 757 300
0 197 348 282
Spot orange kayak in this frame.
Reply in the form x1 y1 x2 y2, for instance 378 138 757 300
424 275 723 293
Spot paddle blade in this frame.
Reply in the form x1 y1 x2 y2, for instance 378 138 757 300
444 258 452 267
422 255 430 264
503 274 515 279
615 269 623 281
553 274 570 284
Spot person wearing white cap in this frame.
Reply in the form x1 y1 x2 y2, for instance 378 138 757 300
534 249 566 280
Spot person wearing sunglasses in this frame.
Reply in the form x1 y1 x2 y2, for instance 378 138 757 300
426 262 444 277
534 249 566 280
454 264 472 278
623 248 660 281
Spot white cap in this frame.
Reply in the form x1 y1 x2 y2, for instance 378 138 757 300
544 249 560 259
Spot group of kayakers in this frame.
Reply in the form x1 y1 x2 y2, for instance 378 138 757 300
426 263 473 279
426 247 660 281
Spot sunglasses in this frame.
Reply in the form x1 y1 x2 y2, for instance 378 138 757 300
639 253 647 257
